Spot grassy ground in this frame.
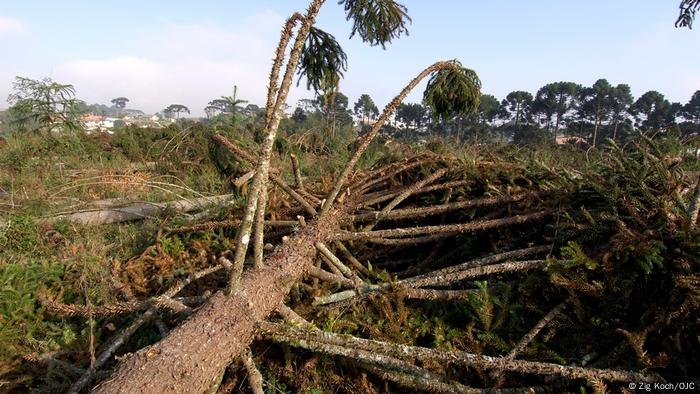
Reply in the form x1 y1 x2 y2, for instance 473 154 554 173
0 119 386 390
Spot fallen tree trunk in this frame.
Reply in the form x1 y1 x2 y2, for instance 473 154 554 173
44 194 234 226
90 207 346 394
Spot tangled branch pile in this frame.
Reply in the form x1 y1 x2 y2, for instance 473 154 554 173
36 134 699 393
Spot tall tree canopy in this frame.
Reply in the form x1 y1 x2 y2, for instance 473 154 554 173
533 82 580 135
501 91 533 127
683 90 700 126
629 91 677 131
353 94 379 122
164 104 190 119
608 83 634 140
110 97 129 110
396 102 427 129
477 94 500 124
578 79 613 145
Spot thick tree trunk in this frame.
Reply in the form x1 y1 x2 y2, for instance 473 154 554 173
91 207 346 394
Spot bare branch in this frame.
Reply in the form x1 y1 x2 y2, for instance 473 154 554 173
320 61 461 216
315 242 357 280
334 211 552 241
360 179 472 207
241 348 265 394
363 168 448 232
352 191 550 223
290 153 306 193
402 245 551 288
260 322 659 384
212 134 317 216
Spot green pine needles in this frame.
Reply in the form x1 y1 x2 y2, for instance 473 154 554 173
297 27 348 95
340 0 412 48
424 61 482 122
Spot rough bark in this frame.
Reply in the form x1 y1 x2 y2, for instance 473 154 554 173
91 207 345 394
230 0 325 288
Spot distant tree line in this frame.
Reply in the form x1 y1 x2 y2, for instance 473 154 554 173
325 81 700 146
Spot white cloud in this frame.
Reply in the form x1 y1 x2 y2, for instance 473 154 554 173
53 10 315 116
0 16 25 38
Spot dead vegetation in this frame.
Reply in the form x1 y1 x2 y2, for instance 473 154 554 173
19 133 698 393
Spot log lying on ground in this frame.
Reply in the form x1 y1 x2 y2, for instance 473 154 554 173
90 207 347 394
44 194 234 226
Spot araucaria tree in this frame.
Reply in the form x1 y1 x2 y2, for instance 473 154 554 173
87 1 482 392
353 93 379 123
110 97 129 114
163 104 190 119
6 76 83 134
501 90 533 127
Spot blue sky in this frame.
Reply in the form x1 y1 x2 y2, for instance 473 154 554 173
0 1 698 116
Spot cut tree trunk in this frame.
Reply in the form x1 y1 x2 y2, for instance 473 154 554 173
45 194 234 226
90 206 347 394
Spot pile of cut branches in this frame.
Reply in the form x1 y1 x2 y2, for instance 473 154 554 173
34 134 699 393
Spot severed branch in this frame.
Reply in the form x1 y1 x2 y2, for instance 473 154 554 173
259 321 660 384
335 211 552 241
313 260 546 306
353 157 438 195
241 348 265 394
167 219 297 236
367 233 455 245
507 298 570 359
314 245 551 305
399 288 477 301
290 153 306 193
352 191 550 223
264 313 473 393
402 245 552 288
333 240 371 277
361 363 476 394
308 266 357 289
315 242 361 283
362 168 449 232
404 260 547 288
360 179 472 208
276 305 314 329
212 134 317 216
491 298 571 385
